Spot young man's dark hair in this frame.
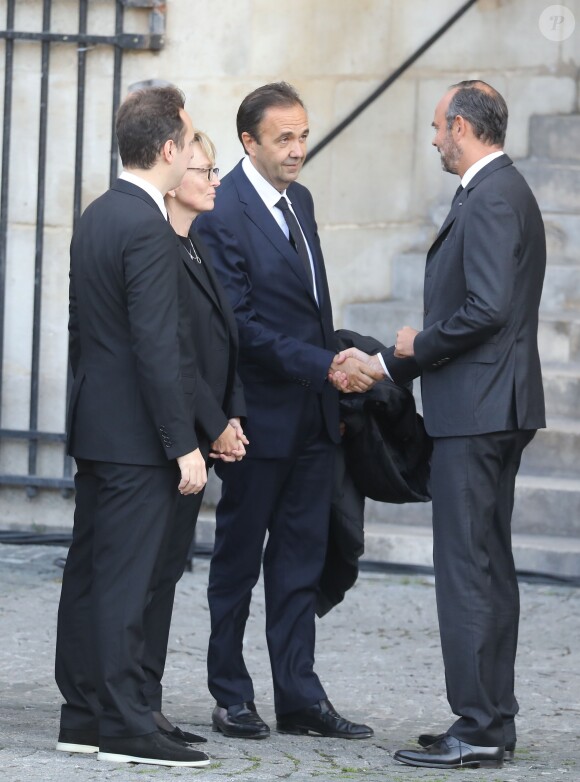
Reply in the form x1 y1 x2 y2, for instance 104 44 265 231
116 85 186 169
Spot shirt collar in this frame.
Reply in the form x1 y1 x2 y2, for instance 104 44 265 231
241 156 290 209
119 171 168 219
461 150 505 188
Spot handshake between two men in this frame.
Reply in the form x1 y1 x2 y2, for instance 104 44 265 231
328 326 419 393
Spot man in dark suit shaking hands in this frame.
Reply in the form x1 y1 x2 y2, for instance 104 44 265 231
196 82 380 741
55 86 210 768
337 81 546 769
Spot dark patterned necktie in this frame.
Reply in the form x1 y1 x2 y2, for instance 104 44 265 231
275 196 314 292
452 184 464 205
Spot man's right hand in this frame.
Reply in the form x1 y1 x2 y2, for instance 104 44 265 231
176 448 207 495
328 349 385 393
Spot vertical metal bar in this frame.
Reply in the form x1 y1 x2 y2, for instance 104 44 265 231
62 0 89 492
109 0 124 186
27 0 52 496
0 0 16 429
73 0 88 229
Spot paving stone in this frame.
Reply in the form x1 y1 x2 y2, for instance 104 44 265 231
0 544 578 781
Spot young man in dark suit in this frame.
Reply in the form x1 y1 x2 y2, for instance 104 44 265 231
55 86 210 768
336 81 546 770
196 82 381 740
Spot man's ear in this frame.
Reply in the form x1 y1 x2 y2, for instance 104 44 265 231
167 188 177 198
161 138 175 163
454 115 468 139
241 131 255 157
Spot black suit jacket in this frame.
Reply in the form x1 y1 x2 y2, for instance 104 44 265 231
384 155 546 437
67 179 198 464
178 228 245 452
196 160 340 458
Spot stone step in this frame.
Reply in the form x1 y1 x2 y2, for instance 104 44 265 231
529 114 580 162
521 419 580 478
541 263 580 310
516 159 580 213
542 212 580 260
391 252 425 300
513 474 580 537
344 296 580 366
389 253 580 311
201 468 580 546
195 513 580 579
364 472 580 538
542 362 580 418
537 310 580 363
343 299 423 342
362 522 580 578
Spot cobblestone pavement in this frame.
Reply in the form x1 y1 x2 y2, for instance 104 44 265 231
1 543 579 782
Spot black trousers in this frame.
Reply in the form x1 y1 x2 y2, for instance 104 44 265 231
430 429 535 747
142 488 205 710
207 417 336 715
55 458 179 737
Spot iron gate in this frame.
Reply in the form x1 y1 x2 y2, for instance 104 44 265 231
0 0 165 496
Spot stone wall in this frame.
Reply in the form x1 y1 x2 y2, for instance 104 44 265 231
0 0 578 527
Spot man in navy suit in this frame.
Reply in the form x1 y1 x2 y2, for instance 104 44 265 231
196 82 380 740
336 81 546 770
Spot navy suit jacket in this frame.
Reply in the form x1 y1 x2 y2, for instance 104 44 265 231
196 160 340 458
383 155 546 437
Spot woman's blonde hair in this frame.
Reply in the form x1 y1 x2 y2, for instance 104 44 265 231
194 129 217 166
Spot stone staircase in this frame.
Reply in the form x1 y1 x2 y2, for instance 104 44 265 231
342 113 580 578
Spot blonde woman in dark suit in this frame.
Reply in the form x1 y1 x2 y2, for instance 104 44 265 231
141 131 247 742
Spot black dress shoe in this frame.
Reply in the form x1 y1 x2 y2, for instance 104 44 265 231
276 698 373 739
98 730 210 767
160 725 208 744
212 702 270 739
153 710 207 743
394 735 504 769
56 727 99 754
418 732 515 761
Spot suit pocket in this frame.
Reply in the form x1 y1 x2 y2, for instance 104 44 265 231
452 342 497 364
182 374 196 394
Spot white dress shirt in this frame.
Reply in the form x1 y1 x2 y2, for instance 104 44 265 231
241 156 318 303
461 150 504 188
119 170 168 220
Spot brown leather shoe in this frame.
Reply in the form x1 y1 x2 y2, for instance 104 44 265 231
276 698 373 739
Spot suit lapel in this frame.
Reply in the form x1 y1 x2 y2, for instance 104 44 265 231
232 164 318 306
111 178 165 217
177 236 223 312
428 154 513 260
189 229 239 343
290 192 325 308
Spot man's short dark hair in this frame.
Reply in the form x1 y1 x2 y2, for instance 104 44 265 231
236 82 304 151
447 80 508 146
116 86 186 169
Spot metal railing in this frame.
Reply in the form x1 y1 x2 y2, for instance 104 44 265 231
306 0 478 165
0 0 165 496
